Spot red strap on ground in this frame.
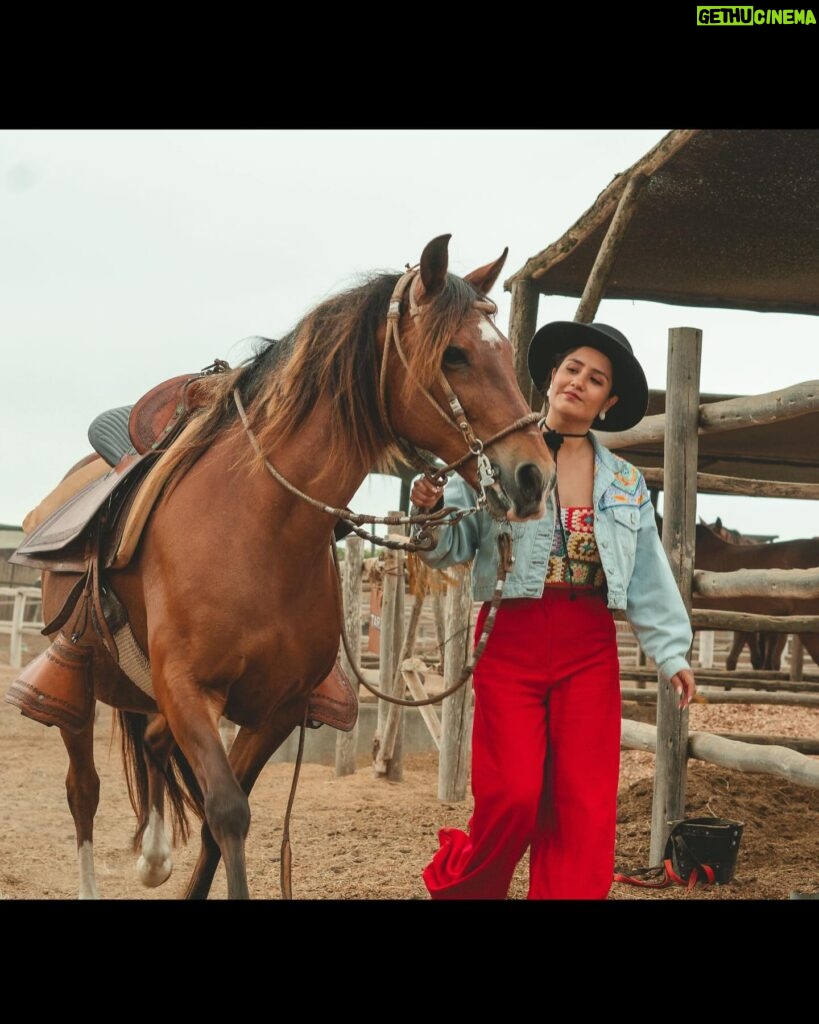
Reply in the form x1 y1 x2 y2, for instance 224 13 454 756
614 858 718 892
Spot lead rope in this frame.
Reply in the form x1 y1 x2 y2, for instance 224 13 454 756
279 704 308 899
332 527 515 707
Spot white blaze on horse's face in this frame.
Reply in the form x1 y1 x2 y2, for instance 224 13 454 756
477 315 503 349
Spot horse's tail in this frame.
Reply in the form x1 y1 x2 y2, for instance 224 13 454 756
116 710 205 850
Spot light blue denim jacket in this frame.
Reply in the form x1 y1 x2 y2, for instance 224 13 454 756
414 433 692 685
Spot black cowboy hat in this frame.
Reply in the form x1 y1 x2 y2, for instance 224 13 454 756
527 320 649 432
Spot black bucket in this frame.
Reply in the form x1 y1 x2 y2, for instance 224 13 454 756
665 817 744 885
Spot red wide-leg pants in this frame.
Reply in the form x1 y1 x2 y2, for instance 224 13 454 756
422 588 622 900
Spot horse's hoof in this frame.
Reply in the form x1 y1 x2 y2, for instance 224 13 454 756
136 855 173 888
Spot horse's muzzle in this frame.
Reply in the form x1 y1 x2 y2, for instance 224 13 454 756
485 461 554 522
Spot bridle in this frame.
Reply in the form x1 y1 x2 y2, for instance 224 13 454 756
378 265 544 509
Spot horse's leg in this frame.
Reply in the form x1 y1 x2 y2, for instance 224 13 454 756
61 715 101 900
763 632 787 671
155 680 257 899
773 633 787 670
748 633 764 670
183 704 305 900
725 632 746 671
135 712 175 888
800 632 819 671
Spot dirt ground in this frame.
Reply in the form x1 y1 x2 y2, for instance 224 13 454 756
1 663 818 902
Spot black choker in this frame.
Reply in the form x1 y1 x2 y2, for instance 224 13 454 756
543 428 590 455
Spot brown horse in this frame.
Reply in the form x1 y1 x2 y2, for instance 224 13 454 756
702 518 787 671
30 234 556 899
692 518 819 671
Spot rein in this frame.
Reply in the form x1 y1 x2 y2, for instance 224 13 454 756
233 387 480 553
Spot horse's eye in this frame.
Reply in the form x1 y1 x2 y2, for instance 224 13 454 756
443 345 468 368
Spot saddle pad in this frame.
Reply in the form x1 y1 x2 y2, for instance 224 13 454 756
22 456 110 536
11 452 155 569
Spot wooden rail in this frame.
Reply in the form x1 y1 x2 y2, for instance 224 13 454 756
0 587 43 669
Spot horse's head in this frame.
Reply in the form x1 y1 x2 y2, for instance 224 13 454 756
381 234 555 521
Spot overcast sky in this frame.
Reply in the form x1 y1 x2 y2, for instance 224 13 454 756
2 129 816 540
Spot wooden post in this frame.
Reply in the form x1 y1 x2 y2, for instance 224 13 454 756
790 634 805 682
372 516 405 781
10 589 26 669
431 588 446 674
650 326 702 866
699 630 715 669
508 276 540 408
335 536 363 777
438 563 473 802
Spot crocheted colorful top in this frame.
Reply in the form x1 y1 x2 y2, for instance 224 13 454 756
544 506 606 589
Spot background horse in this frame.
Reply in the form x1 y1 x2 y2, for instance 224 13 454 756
34 234 556 899
692 518 819 672
701 518 787 671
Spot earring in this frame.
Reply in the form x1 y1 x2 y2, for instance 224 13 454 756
599 409 606 421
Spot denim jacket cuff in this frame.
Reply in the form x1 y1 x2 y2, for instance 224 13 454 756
656 655 691 686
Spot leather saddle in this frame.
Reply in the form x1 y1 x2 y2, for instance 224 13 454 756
6 364 358 735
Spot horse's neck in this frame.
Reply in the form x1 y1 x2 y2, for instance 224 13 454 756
698 531 819 570
236 404 372 532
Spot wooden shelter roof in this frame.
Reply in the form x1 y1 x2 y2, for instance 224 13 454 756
503 129 819 490
504 129 819 316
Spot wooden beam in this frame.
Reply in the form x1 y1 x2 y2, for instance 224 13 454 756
622 719 819 788
599 379 819 450
693 566 819 600
640 468 819 500
690 609 819 632
622 687 819 706
574 172 650 324
620 670 819 693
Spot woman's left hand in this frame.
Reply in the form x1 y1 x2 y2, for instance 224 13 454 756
670 668 697 709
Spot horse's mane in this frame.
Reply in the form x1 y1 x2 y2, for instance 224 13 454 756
157 268 482 489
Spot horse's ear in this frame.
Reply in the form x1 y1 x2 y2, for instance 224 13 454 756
417 235 508 300
419 234 452 298
464 247 509 297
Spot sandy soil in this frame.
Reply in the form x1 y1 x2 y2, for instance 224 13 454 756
1 663 818 902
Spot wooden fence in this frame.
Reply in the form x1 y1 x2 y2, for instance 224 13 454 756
333 521 819 803
327 333 819 847
0 587 44 669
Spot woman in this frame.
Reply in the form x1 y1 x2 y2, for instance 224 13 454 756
411 320 697 900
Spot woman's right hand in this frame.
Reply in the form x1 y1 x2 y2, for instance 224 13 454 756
410 477 444 511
